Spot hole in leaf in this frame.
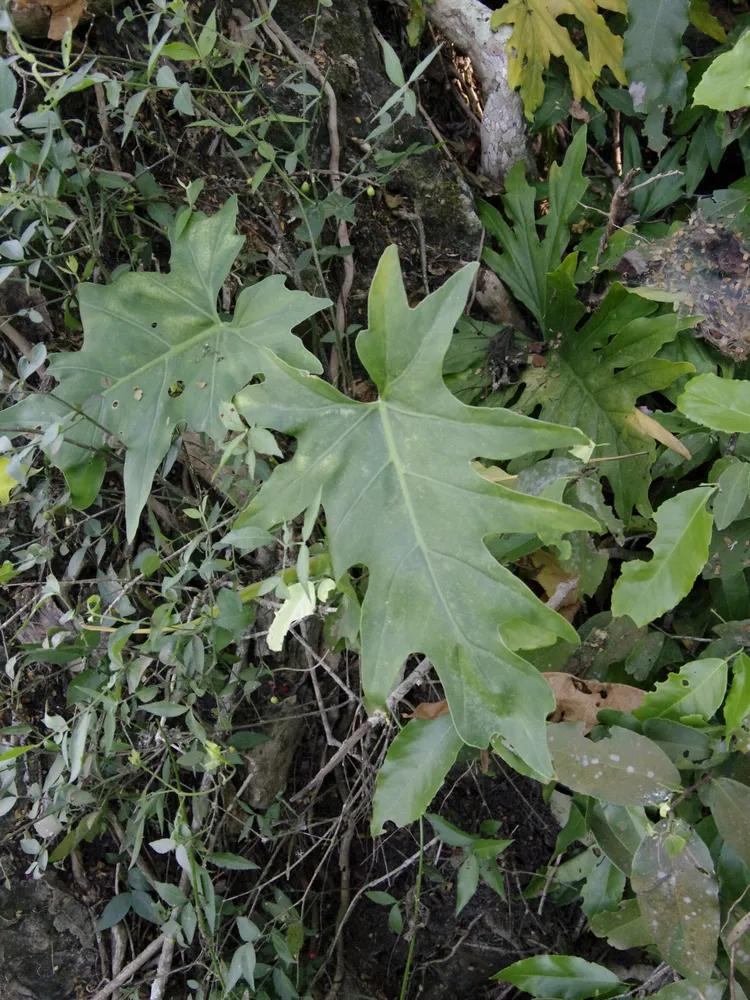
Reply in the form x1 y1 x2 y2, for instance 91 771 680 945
681 678 690 687
168 380 185 398
112 401 119 408
599 689 608 699
151 321 157 328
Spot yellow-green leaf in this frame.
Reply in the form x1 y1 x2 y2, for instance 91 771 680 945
491 0 626 119
0 456 20 504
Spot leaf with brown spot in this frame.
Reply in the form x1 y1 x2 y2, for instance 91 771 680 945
544 673 644 732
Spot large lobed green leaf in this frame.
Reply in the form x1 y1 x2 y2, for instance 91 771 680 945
612 487 715 624
512 282 695 517
234 247 596 776
0 200 329 538
478 127 588 336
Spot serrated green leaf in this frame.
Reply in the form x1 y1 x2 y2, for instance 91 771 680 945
632 819 720 981
235 247 596 775
725 652 750 736
612 487 715 625
678 373 750 433
581 854 626 919
708 777 750 868
493 955 623 999
0 201 328 539
549 723 681 806
512 283 695 517
590 898 653 949
693 31 750 111
490 0 626 118
371 715 463 835
478 128 588 334
713 461 750 530
634 658 727 724
623 0 690 153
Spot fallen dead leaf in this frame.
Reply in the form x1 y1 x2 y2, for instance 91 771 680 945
543 672 644 732
520 549 580 622
15 0 88 39
626 408 691 460
405 699 449 720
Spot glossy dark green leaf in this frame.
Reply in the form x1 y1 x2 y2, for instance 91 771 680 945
580 855 626 919
632 820 720 981
493 955 622 999
371 715 464 835
589 898 653 950
549 723 681 807
588 803 650 876
236 247 596 775
708 777 750 868
96 892 132 930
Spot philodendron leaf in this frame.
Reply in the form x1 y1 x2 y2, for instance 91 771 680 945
371 715 464 835
677 373 750 432
631 819 720 981
548 723 681 807
510 281 695 518
0 200 329 539
634 658 727 724
478 127 588 334
493 955 622 1000
708 777 750 868
611 487 715 625
235 247 596 775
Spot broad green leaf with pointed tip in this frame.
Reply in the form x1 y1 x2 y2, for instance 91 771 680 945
511 282 695 517
479 128 589 334
0 200 328 539
371 715 464 835
632 819 720 982
713 461 750 530
677 373 750 433
693 30 750 111
548 723 681 806
492 955 623 999
634 658 727 724
646 983 724 1000
581 854 626 919
234 247 596 775
708 777 750 869
590 898 653 950
588 803 651 876
612 487 715 624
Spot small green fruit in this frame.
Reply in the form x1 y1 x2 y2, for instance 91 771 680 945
301 180 310 194
366 185 375 197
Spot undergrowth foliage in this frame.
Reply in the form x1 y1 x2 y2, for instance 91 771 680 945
3 2 750 1000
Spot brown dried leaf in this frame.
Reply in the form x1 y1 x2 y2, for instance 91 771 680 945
626 408 691 460
405 699 450 720
544 673 645 732
16 0 88 39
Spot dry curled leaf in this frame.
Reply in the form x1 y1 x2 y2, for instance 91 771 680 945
520 550 580 622
406 699 449 721
626 408 691 460
544 673 645 732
